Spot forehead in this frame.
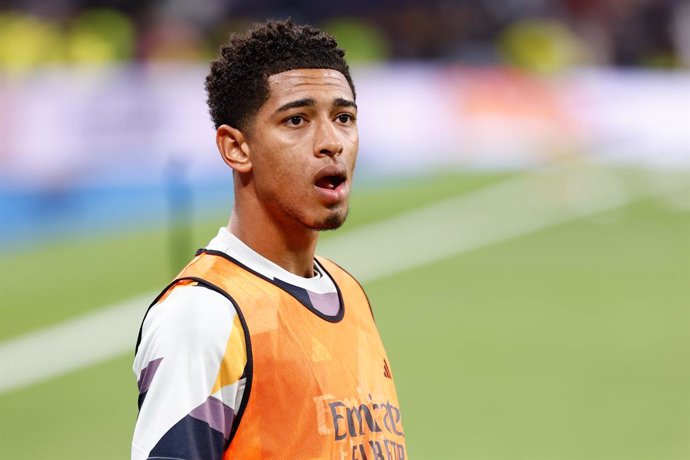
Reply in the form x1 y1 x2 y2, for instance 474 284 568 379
265 69 354 105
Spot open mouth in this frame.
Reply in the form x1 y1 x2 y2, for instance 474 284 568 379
315 174 346 190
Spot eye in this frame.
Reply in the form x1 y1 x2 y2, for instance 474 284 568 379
286 115 304 126
336 113 354 124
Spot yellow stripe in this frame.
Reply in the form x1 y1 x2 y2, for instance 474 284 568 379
212 314 247 393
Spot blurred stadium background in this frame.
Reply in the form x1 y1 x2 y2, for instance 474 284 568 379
0 1 688 459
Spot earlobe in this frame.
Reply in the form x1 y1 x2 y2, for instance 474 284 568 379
216 124 252 173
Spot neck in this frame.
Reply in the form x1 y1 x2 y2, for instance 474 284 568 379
227 205 319 279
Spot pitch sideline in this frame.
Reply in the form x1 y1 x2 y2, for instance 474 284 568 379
0 164 686 394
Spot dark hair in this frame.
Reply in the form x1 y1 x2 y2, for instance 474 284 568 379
205 19 355 130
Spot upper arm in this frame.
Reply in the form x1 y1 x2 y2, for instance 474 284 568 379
132 284 247 460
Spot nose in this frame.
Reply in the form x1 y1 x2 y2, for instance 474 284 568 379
314 120 343 157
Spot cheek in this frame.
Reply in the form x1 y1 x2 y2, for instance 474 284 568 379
344 128 358 149
252 145 309 191
345 132 359 165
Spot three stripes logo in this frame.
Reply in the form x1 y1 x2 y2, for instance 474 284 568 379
383 358 392 379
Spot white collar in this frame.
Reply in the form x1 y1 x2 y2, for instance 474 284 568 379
205 227 336 294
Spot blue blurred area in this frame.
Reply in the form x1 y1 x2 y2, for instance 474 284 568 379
0 177 231 253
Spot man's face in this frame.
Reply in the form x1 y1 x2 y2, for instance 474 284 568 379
244 68 359 231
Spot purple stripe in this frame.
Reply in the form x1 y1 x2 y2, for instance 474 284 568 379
307 290 340 316
189 396 236 439
137 357 163 393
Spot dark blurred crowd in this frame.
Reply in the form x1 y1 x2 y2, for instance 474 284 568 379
1 0 687 71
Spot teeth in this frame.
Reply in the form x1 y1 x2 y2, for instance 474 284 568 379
316 175 343 190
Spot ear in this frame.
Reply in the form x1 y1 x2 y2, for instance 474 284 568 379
216 124 252 173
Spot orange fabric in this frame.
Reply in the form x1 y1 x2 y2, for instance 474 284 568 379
155 279 198 305
175 251 407 460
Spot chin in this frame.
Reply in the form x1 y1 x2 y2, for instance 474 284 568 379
308 208 348 231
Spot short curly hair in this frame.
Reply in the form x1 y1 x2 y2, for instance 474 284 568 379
205 20 356 130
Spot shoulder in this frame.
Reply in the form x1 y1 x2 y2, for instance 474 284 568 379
316 256 375 320
316 256 366 291
315 256 350 278
136 283 238 365
149 283 234 332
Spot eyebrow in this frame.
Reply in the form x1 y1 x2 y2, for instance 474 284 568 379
275 97 357 113
334 97 357 109
276 98 315 113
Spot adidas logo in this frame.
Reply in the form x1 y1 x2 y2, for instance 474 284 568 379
383 358 392 379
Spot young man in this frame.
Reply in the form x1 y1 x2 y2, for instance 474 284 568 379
132 20 407 459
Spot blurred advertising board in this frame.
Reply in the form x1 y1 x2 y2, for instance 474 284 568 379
1 64 688 189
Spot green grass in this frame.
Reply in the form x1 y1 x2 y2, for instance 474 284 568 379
373 197 689 459
0 169 688 459
0 171 504 342
0 354 135 459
